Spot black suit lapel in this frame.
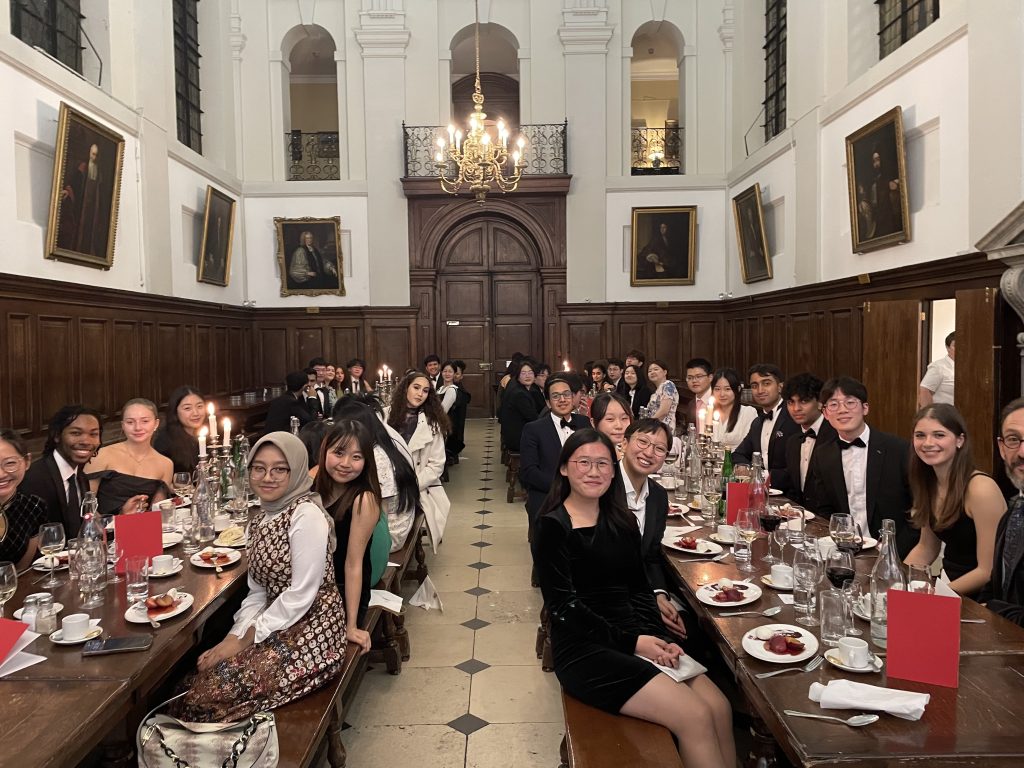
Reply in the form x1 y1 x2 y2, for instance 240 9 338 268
822 442 851 515
866 438 886 529
45 455 69 518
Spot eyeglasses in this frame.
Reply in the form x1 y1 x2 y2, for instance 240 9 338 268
571 458 614 473
632 436 668 457
685 374 709 382
1000 435 1023 450
0 458 24 473
250 465 291 480
549 391 574 401
825 397 862 412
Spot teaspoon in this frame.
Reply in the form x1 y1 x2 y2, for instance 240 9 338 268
784 710 879 727
720 606 784 618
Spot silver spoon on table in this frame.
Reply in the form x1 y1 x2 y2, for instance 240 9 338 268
720 606 784 618
784 710 879 727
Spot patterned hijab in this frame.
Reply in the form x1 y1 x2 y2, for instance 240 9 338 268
247 432 321 514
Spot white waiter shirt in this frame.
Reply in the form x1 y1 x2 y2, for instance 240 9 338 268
920 355 955 404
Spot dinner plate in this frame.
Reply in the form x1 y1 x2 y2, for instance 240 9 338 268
162 532 184 548
742 623 819 664
708 533 736 546
663 538 723 556
824 648 883 673
150 559 184 578
32 554 70 572
125 591 195 624
190 548 242 569
696 581 763 608
49 626 103 645
819 535 878 552
852 598 872 622
760 575 793 592
768 489 783 496
14 601 64 620
667 504 686 518
213 529 248 548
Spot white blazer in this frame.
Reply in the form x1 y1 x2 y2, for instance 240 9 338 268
405 412 451 552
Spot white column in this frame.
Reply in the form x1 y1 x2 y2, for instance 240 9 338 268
268 51 290 182
334 51 350 180
438 53 452 125
229 0 247 177
620 46 631 176
518 48 532 125
718 1 734 172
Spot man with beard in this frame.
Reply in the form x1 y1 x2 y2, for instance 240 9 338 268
984 399 1024 625
60 143 107 257
288 231 338 290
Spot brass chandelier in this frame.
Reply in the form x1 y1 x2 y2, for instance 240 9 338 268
435 0 526 203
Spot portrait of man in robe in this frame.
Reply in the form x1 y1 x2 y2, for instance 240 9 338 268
275 217 346 297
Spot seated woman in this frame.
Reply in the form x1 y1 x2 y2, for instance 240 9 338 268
0 429 47 571
622 364 652 421
153 386 206 476
646 360 679 432
325 364 345 402
499 359 540 453
904 404 1006 597
387 371 451 553
535 429 735 768
316 421 381 654
589 362 608 392
87 399 173 516
590 392 633 459
177 433 345 722
709 368 758 451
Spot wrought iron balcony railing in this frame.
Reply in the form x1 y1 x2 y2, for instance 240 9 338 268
630 127 684 175
403 121 568 178
287 131 341 181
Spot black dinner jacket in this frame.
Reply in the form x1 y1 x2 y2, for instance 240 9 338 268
731 404 801 494
981 504 1024 626
783 419 838 505
21 453 88 537
636 480 685 598
263 392 315 435
519 412 591 521
803 428 919 559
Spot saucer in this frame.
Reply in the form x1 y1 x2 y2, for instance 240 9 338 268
49 626 103 645
708 533 736 546
760 575 793 592
824 648 882 673
150 560 184 578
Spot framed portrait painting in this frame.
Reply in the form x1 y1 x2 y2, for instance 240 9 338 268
630 206 697 286
198 186 236 287
732 183 773 284
845 106 911 253
45 103 125 269
275 217 346 297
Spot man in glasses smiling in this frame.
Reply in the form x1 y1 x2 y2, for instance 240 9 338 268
983 398 1024 625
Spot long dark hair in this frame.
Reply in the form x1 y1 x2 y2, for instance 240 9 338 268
623 364 648 391
710 367 744 433
909 404 973 532
333 394 419 515
154 386 204 471
538 428 635 536
387 371 450 437
315 420 382 522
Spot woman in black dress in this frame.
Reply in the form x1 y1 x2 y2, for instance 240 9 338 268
621 364 652 420
499 359 540 452
152 386 206 475
535 429 734 768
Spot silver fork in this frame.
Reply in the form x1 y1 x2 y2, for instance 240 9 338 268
755 654 824 679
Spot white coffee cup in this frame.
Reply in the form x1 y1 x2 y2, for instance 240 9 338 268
151 554 174 573
716 524 736 543
838 637 870 668
213 513 231 532
770 564 794 588
61 613 91 642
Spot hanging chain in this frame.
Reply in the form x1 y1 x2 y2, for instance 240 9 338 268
151 712 275 768
473 0 481 95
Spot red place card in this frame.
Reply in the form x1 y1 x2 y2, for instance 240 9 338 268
0 618 28 663
726 482 750 524
112 512 163 574
886 589 961 688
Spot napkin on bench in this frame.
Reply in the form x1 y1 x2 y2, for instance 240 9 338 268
637 653 707 683
808 680 929 721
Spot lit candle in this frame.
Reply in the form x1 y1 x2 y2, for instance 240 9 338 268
698 408 706 427
199 427 208 457
435 151 443 163
563 359 570 372
378 368 383 381
713 410 721 442
223 418 231 445
447 124 455 142
207 403 217 439
705 396 715 428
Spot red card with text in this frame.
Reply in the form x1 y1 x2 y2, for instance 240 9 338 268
112 512 163 574
726 482 750 524
885 589 961 688
0 618 28 662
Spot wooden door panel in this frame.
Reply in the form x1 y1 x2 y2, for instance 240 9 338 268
491 225 535 268
442 225 486 269
444 280 488 318
566 322 607 371
259 329 288 385
492 278 535 317
955 288 999 473
862 299 922 437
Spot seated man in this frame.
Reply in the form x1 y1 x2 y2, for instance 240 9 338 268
804 377 919 558
263 370 316 435
682 357 714 428
606 357 626 395
732 363 800 494
984 398 1024 624
21 405 102 537
781 372 836 505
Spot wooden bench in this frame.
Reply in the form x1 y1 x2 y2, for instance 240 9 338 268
506 451 523 503
275 511 429 767
559 690 683 768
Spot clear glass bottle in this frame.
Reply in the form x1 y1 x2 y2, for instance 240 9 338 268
869 518 905 648
289 416 300 435
77 492 107 606
686 424 701 495
192 456 216 546
749 452 768 513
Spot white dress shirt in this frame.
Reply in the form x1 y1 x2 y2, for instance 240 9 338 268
550 412 574 447
620 461 650 536
760 400 784 469
839 424 871 535
799 414 826 490
920 355 955 404
53 451 79 503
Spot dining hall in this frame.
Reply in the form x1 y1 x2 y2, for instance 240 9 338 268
3 0 1024 766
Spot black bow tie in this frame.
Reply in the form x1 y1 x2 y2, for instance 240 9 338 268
762 409 775 422
559 418 575 431
839 437 866 451
801 428 816 442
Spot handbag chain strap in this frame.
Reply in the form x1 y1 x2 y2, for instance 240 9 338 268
155 712 276 768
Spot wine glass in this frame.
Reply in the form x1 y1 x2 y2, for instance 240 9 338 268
735 508 760 573
101 515 124 584
759 506 782 564
0 562 16 618
825 549 855 589
792 546 820 627
38 522 66 589
700 473 722 524
172 472 192 498
829 514 858 553
842 577 865 637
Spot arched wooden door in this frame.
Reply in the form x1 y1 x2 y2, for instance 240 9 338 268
437 217 542 417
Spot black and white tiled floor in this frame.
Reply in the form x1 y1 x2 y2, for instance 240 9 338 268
341 419 563 767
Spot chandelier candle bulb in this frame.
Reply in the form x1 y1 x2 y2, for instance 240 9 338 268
199 427 208 457
223 418 231 446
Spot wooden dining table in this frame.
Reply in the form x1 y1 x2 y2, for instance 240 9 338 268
2 541 250 767
662 498 1024 767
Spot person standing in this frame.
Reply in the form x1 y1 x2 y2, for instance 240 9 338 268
919 332 955 407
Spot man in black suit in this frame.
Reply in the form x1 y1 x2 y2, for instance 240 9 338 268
21 405 102 537
423 354 442 389
732 363 801 493
681 357 714 429
607 358 626 395
804 377 918 558
307 357 333 416
263 370 318 435
519 374 589 527
781 373 837 505
982 398 1024 625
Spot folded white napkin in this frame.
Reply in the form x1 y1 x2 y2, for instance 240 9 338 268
637 653 707 683
408 575 444 611
369 589 404 615
808 680 929 721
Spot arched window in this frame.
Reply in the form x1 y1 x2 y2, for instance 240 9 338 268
285 25 339 180
630 22 684 175
449 23 520 131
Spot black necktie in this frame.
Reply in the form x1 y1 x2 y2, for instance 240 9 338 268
1002 495 1024 586
560 418 575 431
67 473 81 517
762 409 774 422
839 437 866 451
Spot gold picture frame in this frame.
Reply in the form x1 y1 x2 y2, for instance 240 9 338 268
732 183 773 284
45 102 125 269
630 206 697 286
275 216 346 297
198 186 236 286
845 106 911 254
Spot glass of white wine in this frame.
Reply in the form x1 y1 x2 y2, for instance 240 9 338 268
38 522 66 589
700 474 721 524
734 507 760 573
0 561 16 618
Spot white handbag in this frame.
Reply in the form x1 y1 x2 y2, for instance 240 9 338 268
137 693 279 768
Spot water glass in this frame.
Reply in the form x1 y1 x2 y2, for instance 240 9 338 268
182 510 201 555
819 589 848 646
158 500 177 533
101 516 124 584
66 537 81 582
125 556 149 604
792 547 820 627
77 541 106 609
907 565 934 593
0 563 19 618
783 505 805 546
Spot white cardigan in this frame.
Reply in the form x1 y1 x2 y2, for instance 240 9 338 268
404 412 451 552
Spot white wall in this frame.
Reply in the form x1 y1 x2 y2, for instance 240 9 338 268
930 298 955 362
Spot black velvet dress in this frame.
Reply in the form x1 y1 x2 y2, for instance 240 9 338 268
536 506 670 713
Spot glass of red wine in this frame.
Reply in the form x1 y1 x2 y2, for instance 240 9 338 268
758 507 783 564
825 549 856 589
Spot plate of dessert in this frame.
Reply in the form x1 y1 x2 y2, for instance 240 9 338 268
190 547 242 569
742 624 819 664
125 589 194 624
696 578 762 607
663 536 723 556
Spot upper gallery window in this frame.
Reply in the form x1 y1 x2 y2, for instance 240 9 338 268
173 0 202 153
763 0 786 143
877 0 939 59
10 0 84 73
